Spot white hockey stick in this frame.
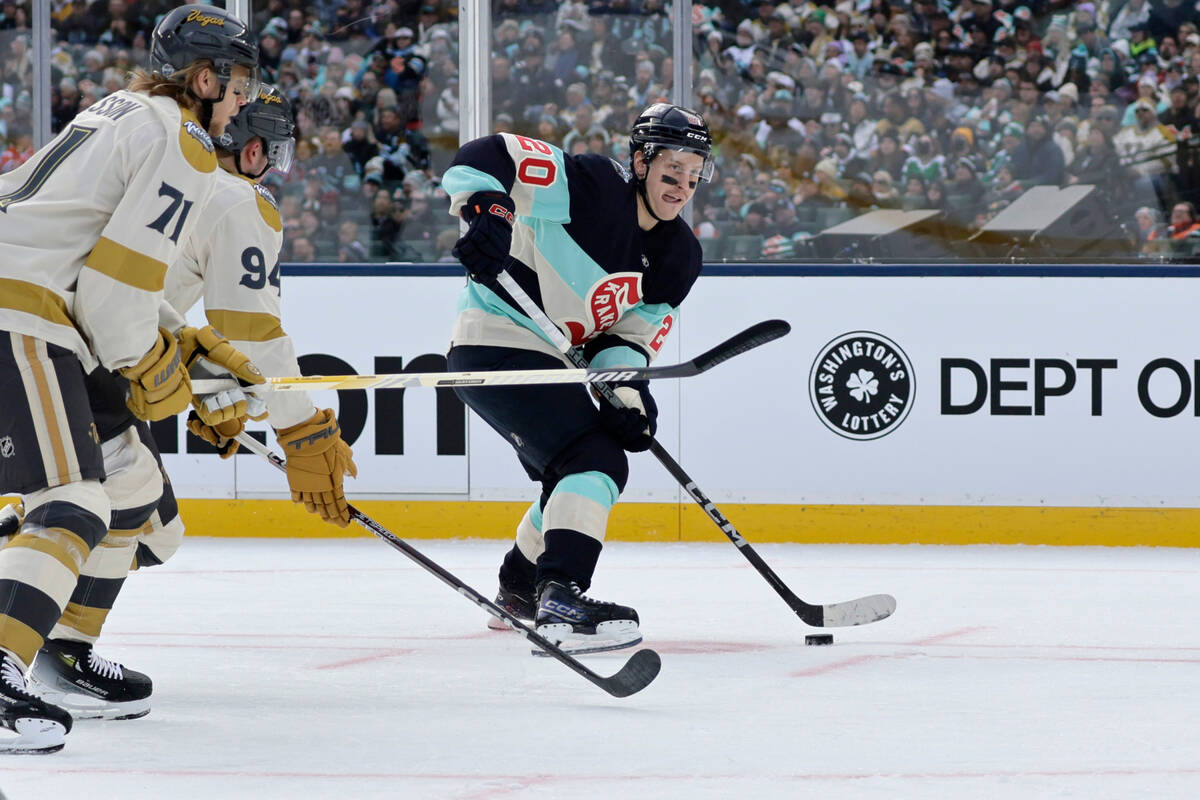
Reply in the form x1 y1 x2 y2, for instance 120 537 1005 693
188 319 789 395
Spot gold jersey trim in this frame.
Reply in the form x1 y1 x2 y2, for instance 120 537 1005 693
85 236 168 292
205 308 285 342
179 109 217 174
254 185 282 232
0 277 76 329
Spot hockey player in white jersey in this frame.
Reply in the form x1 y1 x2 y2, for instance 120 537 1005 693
171 86 358 528
19 85 356 726
0 5 261 754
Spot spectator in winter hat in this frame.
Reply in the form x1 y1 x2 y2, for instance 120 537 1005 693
1160 84 1197 133
872 170 901 207
844 29 874 79
847 171 877 209
1011 116 1066 186
1121 76 1165 126
739 201 771 235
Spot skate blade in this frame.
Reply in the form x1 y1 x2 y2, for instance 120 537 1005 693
487 616 513 631
532 621 642 656
0 717 68 754
485 603 533 631
28 681 150 721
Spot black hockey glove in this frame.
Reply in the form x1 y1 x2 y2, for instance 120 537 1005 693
597 380 658 452
452 191 516 282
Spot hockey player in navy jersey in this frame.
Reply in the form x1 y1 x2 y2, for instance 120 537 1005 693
443 104 713 654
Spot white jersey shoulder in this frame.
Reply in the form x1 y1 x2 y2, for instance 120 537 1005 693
0 90 219 371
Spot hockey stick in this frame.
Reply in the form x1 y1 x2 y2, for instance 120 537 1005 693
494 271 896 628
232 432 661 698
189 321 788 395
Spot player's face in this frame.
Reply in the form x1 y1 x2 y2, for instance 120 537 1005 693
641 150 706 220
208 65 254 136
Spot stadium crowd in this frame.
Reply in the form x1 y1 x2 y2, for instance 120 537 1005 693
6 0 1200 261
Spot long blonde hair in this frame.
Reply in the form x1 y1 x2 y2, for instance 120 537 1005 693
125 61 214 114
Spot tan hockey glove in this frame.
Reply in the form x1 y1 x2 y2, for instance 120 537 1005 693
121 327 192 421
186 410 243 459
275 409 357 527
177 325 265 425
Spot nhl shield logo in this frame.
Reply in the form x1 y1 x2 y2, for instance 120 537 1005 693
0 436 13 458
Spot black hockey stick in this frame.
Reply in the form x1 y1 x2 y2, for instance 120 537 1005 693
189 321 788 395
233 432 660 698
494 272 896 628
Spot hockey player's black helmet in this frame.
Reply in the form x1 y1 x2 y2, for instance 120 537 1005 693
219 85 296 173
629 103 715 182
150 6 260 98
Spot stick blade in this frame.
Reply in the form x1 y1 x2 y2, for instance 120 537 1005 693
804 594 897 628
597 648 662 698
692 319 791 373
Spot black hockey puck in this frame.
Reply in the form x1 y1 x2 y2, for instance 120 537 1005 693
805 634 834 646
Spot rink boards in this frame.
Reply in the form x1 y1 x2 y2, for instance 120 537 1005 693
10 267 1200 546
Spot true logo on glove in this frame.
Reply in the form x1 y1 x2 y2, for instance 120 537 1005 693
487 203 514 224
284 424 339 449
153 350 182 388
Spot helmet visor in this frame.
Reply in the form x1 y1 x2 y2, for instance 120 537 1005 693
266 137 296 174
227 72 262 102
658 146 716 183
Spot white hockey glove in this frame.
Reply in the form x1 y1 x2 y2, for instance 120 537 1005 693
0 501 23 546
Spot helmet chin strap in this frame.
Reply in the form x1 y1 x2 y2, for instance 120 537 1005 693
635 150 670 224
187 82 225 130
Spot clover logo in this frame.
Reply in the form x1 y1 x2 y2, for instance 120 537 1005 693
846 369 879 403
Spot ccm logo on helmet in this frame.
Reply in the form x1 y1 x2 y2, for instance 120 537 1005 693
488 203 514 224
686 132 707 140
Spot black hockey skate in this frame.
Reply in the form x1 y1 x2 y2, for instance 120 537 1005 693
533 581 642 655
486 583 536 631
29 639 151 721
1 651 72 754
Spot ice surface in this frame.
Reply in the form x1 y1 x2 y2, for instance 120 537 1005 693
2 538 1197 799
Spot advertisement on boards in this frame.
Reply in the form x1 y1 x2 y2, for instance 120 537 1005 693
161 272 1200 509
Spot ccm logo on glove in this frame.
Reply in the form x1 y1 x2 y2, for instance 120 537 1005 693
486 203 514 224
453 191 517 283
